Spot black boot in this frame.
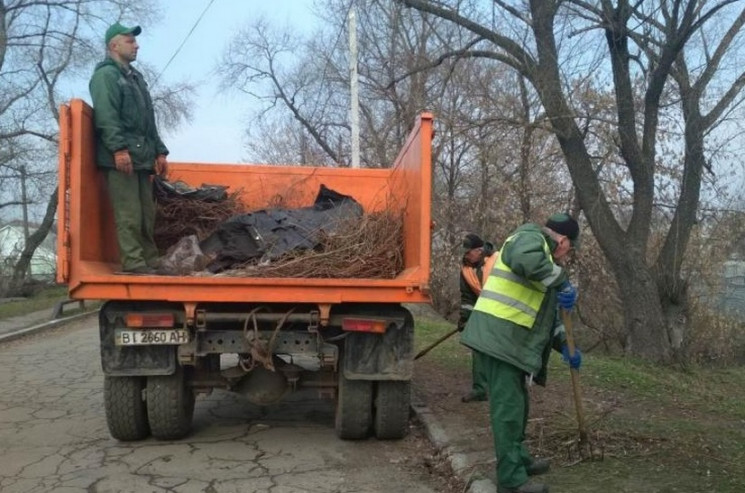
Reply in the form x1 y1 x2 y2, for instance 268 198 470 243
526 458 550 476
497 481 549 493
461 391 487 403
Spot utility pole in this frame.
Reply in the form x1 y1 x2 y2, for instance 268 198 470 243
349 6 360 168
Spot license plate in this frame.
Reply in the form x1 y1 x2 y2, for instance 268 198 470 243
115 329 190 346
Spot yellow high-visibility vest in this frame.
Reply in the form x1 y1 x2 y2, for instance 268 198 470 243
481 252 499 286
473 234 552 329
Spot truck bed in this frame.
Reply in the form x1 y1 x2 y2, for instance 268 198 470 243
57 99 432 305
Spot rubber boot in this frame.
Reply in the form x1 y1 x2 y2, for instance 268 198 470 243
526 458 550 476
497 481 549 493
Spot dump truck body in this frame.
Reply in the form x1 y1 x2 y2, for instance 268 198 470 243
57 99 433 441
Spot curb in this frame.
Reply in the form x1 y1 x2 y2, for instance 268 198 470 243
411 402 497 493
0 309 100 344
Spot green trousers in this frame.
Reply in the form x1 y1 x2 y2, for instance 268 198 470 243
106 170 159 271
480 352 533 489
461 311 488 398
471 350 488 397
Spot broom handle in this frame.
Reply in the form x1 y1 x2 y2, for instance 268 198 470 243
561 308 588 444
414 328 459 360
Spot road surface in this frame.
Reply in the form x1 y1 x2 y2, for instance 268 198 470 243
0 318 453 493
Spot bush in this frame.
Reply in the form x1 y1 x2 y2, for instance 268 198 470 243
683 301 745 366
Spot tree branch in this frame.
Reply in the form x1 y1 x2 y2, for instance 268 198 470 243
393 0 537 75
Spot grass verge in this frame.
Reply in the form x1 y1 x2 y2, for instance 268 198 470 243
413 310 745 493
0 285 70 320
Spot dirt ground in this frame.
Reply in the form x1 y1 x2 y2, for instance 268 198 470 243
394 422 469 493
412 351 600 485
411 346 741 493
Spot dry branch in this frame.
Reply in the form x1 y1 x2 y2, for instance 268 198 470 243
155 183 405 279
154 190 245 254
206 211 404 279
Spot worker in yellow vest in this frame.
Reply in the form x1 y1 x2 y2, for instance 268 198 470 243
457 233 498 403
461 213 582 493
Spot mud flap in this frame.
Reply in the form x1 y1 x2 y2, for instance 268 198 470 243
99 302 175 377
343 316 414 381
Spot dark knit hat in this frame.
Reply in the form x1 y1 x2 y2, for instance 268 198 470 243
462 233 485 251
545 213 580 249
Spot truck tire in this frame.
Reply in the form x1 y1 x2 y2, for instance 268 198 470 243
104 376 150 441
146 366 195 440
373 380 411 439
334 371 373 440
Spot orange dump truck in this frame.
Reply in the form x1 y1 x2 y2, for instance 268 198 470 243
57 99 432 442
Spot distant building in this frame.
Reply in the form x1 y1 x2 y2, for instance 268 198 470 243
0 223 56 281
721 257 745 317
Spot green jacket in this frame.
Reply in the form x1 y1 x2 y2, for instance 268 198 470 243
89 57 168 171
460 224 567 385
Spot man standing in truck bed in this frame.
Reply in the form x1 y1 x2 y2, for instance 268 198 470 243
89 22 169 274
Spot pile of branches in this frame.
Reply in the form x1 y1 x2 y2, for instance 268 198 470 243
154 191 244 254
215 211 404 279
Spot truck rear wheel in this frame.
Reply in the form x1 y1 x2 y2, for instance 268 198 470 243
146 366 195 440
373 380 411 439
104 376 150 441
334 371 373 439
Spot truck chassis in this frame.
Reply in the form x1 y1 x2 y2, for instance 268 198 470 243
99 300 414 441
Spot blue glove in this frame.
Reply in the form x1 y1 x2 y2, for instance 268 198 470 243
557 280 577 311
561 344 582 369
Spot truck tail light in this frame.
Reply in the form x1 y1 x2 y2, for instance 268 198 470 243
342 318 387 334
125 313 175 328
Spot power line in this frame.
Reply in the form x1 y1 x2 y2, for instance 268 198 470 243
152 0 217 87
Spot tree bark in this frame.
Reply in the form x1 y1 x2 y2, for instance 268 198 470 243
517 75 533 222
0 3 6 72
615 250 673 361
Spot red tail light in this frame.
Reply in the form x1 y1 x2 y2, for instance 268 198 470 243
125 313 175 328
342 318 387 334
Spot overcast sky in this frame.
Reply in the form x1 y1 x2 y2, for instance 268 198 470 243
108 0 315 163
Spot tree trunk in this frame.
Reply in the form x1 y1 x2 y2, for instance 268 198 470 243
0 5 7 72
612 252 672 362
10 188 58 295
527 2 675 362
517 76 533 223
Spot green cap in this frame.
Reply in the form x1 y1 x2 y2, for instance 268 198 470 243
105 22 142 45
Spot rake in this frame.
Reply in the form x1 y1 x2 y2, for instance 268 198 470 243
560 308 598 460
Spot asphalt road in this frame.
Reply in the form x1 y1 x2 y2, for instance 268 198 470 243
0 318 449 493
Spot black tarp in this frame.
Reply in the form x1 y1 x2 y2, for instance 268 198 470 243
199 184 363 273
153 176 229 202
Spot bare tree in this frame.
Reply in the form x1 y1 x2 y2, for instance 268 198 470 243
395 0 745 362
218 0 478 168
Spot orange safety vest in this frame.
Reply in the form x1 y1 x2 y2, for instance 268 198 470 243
461 252 500 295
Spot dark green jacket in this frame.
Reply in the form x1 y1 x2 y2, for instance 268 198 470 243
89 57 168 170
460 224 567 385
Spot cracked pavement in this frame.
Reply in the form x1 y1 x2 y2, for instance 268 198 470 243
0 319 445 493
